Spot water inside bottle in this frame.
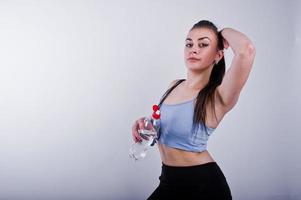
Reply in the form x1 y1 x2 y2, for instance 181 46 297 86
129 117 159 161
129 129 157 161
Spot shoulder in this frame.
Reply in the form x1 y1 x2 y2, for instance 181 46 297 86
167 79 183 89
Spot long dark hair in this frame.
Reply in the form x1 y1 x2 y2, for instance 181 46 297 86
158 20 225 137
190 20 225 135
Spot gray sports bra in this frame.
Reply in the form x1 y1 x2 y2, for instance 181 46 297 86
157 79 216 152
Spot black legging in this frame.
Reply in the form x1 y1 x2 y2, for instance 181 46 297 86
147 162 232 200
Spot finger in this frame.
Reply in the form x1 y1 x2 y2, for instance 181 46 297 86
137 118 146 130
132 117 147 142
225 43 229 49
132 122 141 142
137 117 151 140
224 40 229 49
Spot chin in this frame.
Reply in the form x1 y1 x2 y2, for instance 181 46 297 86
185 64 208 72
185 62 202 69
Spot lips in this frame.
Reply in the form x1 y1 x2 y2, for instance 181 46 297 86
187 57 200 62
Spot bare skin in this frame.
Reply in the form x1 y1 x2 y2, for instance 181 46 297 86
132 27 256 166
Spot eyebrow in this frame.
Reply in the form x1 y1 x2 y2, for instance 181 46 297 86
185 37 211 41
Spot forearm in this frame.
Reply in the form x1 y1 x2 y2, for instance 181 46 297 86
221 28 255 55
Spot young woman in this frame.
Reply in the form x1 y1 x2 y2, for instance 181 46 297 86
131 20 256 199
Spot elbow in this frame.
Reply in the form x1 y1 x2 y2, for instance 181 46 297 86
246 43 256 55
235 43 256 57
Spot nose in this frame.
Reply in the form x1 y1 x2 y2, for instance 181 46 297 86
189 46 199 54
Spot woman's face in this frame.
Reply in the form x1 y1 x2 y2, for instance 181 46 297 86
184 28 220 71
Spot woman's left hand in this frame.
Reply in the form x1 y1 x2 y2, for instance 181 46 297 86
220 28 229 50
223 37 229 50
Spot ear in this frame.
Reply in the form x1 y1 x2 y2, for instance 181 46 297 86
215 50 224 63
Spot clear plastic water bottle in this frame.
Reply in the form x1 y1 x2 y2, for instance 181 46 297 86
129 105 160 161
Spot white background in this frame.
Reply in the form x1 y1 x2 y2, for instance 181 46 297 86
0 0 300 199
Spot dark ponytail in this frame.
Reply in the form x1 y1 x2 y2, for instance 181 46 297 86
191 20 225 136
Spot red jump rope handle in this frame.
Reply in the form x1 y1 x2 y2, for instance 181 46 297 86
152 104 160 119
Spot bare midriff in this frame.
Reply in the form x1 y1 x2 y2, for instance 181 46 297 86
157 143 215 167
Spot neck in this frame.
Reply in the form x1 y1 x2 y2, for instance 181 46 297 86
184 65 213 90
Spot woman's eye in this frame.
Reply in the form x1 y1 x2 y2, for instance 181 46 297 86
185 43 208 48
199 43 208 47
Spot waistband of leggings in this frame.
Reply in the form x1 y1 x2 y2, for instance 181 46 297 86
159 161 220 186
162 161 217 170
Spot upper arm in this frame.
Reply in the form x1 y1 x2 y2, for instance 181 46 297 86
216 44 256 113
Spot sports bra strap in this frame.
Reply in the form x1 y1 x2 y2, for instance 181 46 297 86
158 79 186 109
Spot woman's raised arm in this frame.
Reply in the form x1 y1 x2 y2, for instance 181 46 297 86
216 27 256 112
